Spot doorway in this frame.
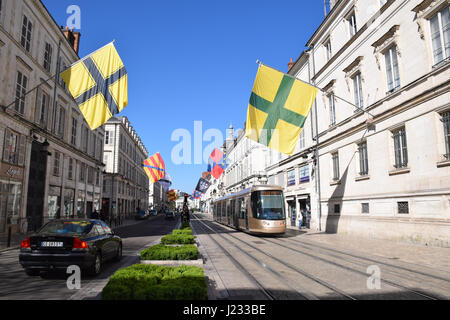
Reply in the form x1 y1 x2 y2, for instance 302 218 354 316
298 196 311 229
287 200 296 227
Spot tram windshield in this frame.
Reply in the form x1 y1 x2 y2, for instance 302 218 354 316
251 191 286 220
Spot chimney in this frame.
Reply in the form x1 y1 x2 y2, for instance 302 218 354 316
61 26 81 54
288 58 295 71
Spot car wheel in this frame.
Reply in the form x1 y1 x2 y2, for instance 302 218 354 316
25 269 40 276
114 244 122 261
88 253 102 276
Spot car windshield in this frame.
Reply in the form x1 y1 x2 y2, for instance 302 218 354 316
251 191 286 220
39 221 93 235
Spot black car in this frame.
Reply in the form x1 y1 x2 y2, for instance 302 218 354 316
19 219 122 276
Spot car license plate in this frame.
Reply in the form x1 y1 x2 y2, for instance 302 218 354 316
41 241 64 248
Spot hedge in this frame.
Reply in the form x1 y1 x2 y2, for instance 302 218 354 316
102 264 207 300
180 222 191 230
161 234 195 245
140 244 198 261
172 229 193 236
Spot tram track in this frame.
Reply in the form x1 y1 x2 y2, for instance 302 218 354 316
192 214 357 300
190 216 277 300
262 236 442 300
282 235 450 284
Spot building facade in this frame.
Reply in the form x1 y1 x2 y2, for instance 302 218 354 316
204 0 450 246
0 0 105 238
149 181 168 212
102 116 149 222
279 0 450 246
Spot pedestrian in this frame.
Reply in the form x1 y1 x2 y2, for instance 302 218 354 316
297 212 303 231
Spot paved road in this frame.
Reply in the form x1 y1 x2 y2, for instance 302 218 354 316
0 214 179 300
192 213 450 300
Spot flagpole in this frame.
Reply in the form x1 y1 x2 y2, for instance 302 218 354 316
52 40 62 134
256 60 375 118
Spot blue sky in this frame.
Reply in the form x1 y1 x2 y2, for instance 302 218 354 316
43 0 325 193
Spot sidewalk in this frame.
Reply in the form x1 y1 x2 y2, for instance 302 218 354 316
0 217 146 252
285 225 450 273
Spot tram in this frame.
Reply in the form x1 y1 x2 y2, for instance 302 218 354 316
212 185 286 235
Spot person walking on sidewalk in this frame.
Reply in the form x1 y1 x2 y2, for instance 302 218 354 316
297 212 303 231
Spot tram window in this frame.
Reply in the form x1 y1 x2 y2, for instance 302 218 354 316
230 200 235 217
222 202 226 217
239 198 247 219
251 191 286 220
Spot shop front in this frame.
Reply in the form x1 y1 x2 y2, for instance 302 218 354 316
0 163 24 235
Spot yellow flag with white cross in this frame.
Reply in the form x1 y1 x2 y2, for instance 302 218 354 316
245 64 318 155
61 42 128 130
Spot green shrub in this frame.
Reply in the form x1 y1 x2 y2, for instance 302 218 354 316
180 222 191 230
161 234 195 245
102 264 207 300
172 229 193 236
140 244 198 260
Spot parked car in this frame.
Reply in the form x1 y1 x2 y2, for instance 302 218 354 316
19 219 122 276
149 210 157 216
165 211 175 220
135 210 149 220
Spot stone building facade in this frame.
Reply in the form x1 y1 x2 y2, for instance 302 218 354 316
0 0 104 237
204 0 450 246
102 116 149 223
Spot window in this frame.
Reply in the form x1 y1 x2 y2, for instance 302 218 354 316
71 117 77 146
442 111 450 159
299 129 306 150
362 203 370 214
287 169 296 186
88 167 94 184
3 130 19 165
68 158 73 180
105 131 110 145
352 73 364 110
385 46 400 91
82 126 89 152
325 39 332 61
430 6 450 65
348 12 357 37
334 204 341 214
96 169 100 185
57 106 65 137
38 92 49 125
358 142 369 176
328 93 336 126
299 165 310 183
397 201 409 214
332 152 340 181
392 127 408 168
43 42 52 72
21 15 32 52
79 163 85 182
60 61 67 88
15 71 28 115
53 151 60 176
